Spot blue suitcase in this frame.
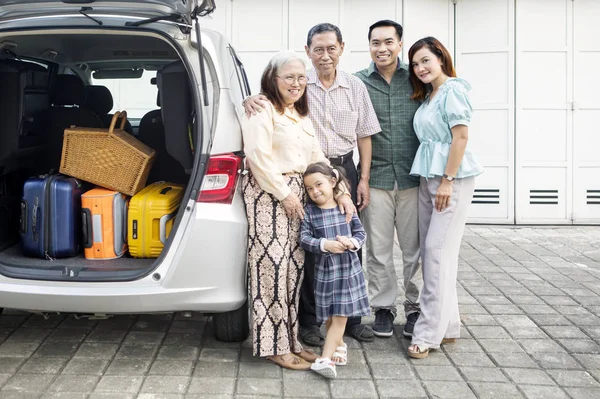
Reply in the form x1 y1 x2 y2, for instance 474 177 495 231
20 174 84 259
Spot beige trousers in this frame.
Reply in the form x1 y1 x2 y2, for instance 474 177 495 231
361 186 422 316
411 176 475 348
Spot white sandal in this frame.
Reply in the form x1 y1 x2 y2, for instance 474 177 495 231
332 342 347 366
310 357 337 379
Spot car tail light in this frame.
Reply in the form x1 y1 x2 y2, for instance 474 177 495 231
197 153 243 204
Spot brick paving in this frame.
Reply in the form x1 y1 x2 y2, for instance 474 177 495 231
0 226 599 398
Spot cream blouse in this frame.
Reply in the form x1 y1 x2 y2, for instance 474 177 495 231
242 101 329 200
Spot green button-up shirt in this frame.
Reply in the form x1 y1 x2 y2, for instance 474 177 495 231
355 60 421 191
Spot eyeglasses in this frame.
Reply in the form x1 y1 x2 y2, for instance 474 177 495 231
277 75 308 84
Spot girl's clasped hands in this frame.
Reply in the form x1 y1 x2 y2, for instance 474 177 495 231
323 235 356 253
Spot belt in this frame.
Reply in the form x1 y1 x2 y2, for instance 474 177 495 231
327 151 353 166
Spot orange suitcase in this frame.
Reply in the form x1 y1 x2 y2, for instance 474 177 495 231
81 188 128 260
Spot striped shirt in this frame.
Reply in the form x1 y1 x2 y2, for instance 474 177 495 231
355 61 421 191
306 68 381 157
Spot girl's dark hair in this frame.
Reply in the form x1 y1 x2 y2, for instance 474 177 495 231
303 162 351 192
408 36 456 101
260 51 309 116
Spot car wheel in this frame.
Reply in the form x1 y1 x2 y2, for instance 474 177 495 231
212 301 249 342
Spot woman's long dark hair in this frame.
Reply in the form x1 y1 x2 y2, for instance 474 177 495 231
408 37 456 101
260 51 309 116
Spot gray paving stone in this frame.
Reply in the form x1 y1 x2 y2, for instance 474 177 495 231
370 364 415 380
0 341 41 357
485 305 524 315
413 365 464 381
187 377 235 395
441 339 484 353
46 328 89 342
137 394 184 399
2 373 55 392
540 296 580 306
330 379 377 398
89 393 134 399
5 328 51 343
335 364 372 380
237 361 281 379
467 326 511 339
140 376 190 394
41 393 89 399
477 339 525 353
518 385 569 399
543 326 588 339
19 357 69 374
422 381 476 398
517 339 566 354
469 382 524 398
0 391 40 399
148 360 194 376
48 375 100 393
573 354 600 369
548 370 600 387
527 314 572 326
196 348 237 362
460 367 509 382
506 296 545 305
105 358 152 376
520 305 558 315
94 376 144 394
192 360 238 378
508 327 550 339
461 314 498 326
236 378 282 397
447 351 495 367
122 331 165 346
364 349 408 364
162 333 203 348
565 387 600 399
115 344 159 359
61 358 109 375
74 343 119 359
283 377 329 398
488 352 539 368
85 329 127 343
530 352 582 370
558 339 600 354
0 357 25 373
503 368 555 385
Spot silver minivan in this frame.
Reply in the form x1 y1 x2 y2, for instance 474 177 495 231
0 0 250 342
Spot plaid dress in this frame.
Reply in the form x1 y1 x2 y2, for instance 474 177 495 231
300 204 370 323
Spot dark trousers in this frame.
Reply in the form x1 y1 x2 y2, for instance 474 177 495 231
299 152 362 328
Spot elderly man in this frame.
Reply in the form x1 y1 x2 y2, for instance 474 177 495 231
244 23 381 345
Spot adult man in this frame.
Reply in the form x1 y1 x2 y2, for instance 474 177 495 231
355 20 422 338
244 23 381 345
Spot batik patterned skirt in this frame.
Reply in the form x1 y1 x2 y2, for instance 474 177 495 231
243 172 306 357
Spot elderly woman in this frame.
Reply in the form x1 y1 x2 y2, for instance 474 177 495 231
242 51 354 370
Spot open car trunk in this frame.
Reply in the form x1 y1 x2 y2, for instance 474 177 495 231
0 29 200 281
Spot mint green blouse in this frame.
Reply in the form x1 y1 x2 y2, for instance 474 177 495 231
409 78 484 179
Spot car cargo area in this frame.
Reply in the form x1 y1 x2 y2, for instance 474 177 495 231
0 30 198 279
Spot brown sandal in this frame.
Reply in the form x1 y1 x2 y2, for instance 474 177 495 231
266 353 311 370
408 344 431 359
295 349 319 363
441 338 457 344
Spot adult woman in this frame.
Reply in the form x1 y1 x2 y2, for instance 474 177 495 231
241 51 353 369
406 37 484 358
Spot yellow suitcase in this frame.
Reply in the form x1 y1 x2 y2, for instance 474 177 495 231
127 182 184 258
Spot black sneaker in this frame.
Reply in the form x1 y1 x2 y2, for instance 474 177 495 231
372 309 394 337
403 312 420 338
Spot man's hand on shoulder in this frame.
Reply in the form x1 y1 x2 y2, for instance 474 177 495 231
243 94 268 117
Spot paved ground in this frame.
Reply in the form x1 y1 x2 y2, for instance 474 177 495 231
1 226 600 398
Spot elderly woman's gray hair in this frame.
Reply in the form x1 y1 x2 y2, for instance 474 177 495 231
260 50 309 116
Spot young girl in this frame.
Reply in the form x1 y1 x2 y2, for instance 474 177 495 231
300 162 370 379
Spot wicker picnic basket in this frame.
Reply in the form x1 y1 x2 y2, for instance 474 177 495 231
60 111 156 196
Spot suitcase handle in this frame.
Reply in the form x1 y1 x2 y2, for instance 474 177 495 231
159 210 177 245
81 208 93 249
159 187 172 195
108 110 128 133
19 200 27 235
31 197 39 241
121 199 128 243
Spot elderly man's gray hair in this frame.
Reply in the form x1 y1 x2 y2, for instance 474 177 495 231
306 23 343 48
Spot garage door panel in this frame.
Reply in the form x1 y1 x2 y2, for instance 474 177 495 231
520 52 567 106
236 52 279 96
469 167 509 222
460 53 508 105
518 0 569 48
231 1 286 51
573 110 600 162
459 0 509 50
574 52 600 107
520 111 568 162
469 110 509 163
574 0 600 49
518 168 568 221
345 0 398 51
573 167 600 223
289 0 341 52
403 0 452 56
